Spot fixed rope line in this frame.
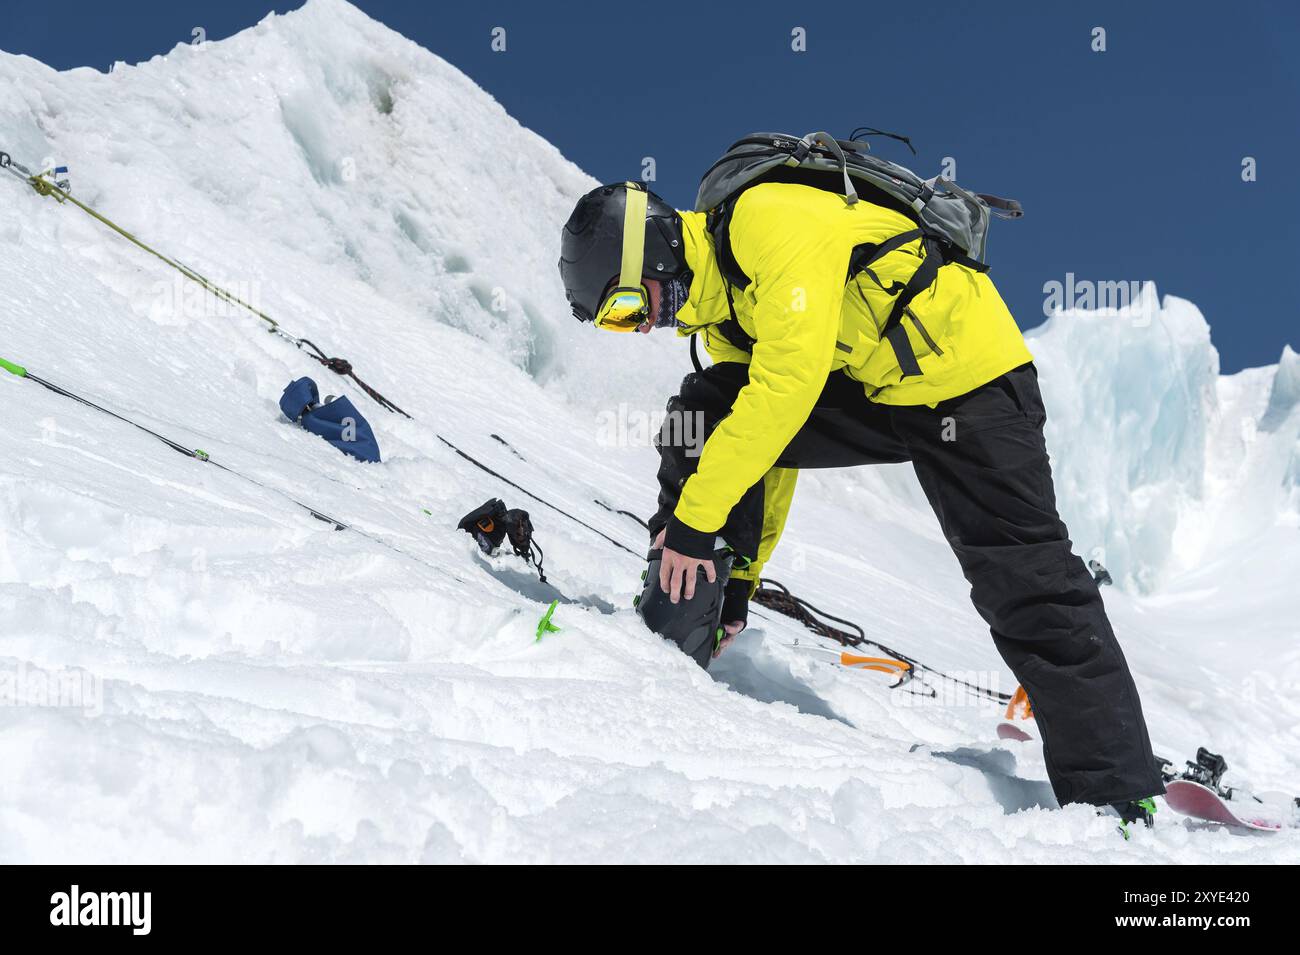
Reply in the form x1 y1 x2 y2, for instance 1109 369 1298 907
594 498 650 529
435 435 641 558
755 579 1012 704
0 354 458 585
0 149 410 418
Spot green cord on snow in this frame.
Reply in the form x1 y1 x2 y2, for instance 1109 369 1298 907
0 356 28 378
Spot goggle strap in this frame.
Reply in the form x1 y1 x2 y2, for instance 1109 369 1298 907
619 182 647 291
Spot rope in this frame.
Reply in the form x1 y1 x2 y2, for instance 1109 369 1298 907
755 578 1012 704
297 339 408 417
3 358 459 584
435 436 642 558
2 150 410 418
753 579 868 646
593 498 650 530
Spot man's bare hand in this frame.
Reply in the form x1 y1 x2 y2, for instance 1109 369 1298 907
651 530 745 652
659 547 715 603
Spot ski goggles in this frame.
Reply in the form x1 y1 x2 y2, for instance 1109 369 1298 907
593 183 650 332
593 285 650 332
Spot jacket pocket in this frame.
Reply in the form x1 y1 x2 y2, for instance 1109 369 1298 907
1000 363 1045 426
935 376 1030 435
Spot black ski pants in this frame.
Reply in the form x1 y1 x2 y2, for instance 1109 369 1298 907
651 361 1165 807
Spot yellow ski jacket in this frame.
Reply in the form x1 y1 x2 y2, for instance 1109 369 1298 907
668 182 1033 583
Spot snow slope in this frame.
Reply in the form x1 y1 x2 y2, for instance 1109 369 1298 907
1 0 1296 863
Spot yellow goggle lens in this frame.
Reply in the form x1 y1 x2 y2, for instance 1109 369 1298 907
594 287 649 332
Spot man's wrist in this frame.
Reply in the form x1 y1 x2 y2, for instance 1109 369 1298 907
663 514 718 559
721 577 750 629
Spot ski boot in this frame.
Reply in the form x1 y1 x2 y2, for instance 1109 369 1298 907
635 545 734 669
1108 797 1158 840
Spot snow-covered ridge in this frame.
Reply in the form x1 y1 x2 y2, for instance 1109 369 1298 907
0 0 684 407
1 0 1296 863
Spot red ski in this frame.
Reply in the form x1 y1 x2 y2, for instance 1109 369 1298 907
996 720 1034 741
1163 780 1285 831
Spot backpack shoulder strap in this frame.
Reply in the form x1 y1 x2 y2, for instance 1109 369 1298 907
707 201 752 290
849 229 983 379
715 279 757 354
702 200 758 355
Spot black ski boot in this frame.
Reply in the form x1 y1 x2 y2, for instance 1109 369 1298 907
1107 797 1158 840
635 546 734 669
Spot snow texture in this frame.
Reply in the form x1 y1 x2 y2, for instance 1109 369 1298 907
1 0 1296 863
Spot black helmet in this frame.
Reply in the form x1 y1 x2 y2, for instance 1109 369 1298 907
558 182 687 323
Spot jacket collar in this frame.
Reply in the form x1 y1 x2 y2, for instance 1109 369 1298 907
673 210 728 335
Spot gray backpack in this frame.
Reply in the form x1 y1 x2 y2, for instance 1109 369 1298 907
694 130 1022 377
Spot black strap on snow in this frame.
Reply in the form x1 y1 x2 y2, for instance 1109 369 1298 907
1 147 410 420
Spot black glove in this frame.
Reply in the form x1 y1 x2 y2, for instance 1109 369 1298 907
457 498 508 554
501 508 535 560
721 577 751 632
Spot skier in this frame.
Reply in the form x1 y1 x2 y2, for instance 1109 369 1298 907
558 179 1165 825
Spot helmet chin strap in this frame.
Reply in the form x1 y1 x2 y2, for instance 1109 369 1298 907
618 182 648 293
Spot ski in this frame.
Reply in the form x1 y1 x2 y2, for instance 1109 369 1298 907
992 715 1299 830
1162 780 1286 831
1157 747 1298 830
996 720 1035 742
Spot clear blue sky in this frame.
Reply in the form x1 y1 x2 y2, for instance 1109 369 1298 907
4 0 1296 372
